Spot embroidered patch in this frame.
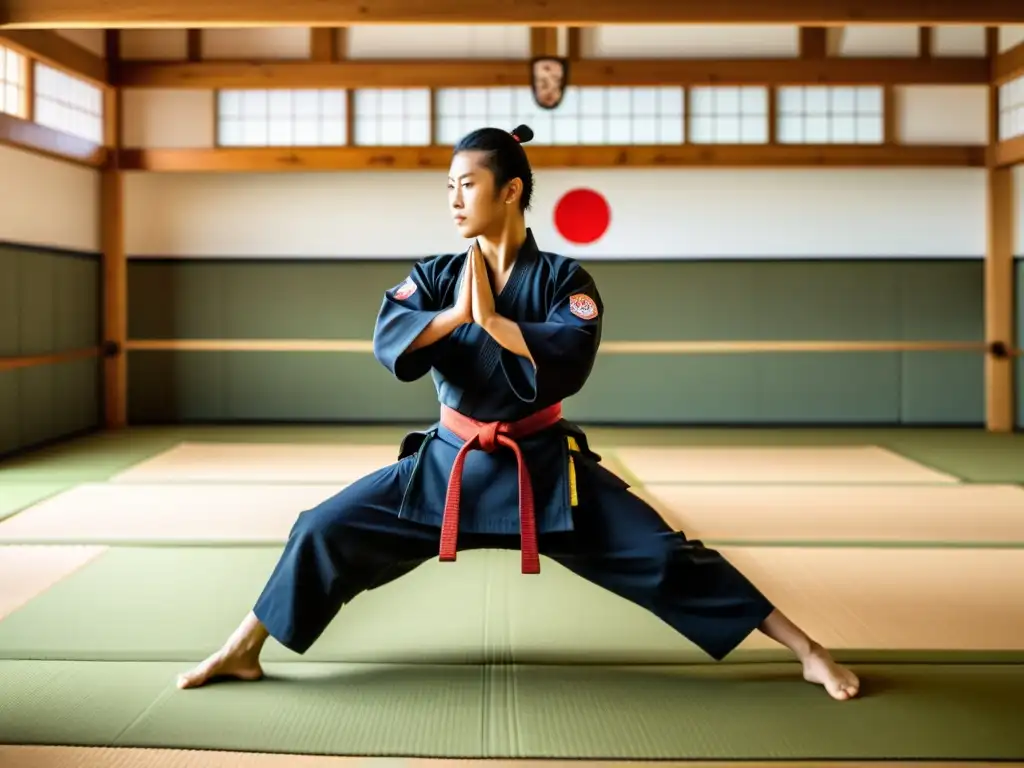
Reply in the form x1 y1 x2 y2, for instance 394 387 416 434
568 293 598 320
392 277 418 301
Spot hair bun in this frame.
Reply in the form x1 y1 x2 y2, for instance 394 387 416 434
511 124 534 144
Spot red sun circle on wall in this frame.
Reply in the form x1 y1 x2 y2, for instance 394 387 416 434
553 188 611 245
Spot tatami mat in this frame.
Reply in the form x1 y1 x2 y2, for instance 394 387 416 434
639 483 1024 544
107 442 629 486
0 545 107 621
1 660 1022 759
109 443 404 483
614 445 959 484
0 483 338 544
1 751 1010 768
0 482 73 521
0 546 1021 664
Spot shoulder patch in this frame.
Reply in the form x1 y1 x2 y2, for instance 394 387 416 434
392 277 418 301
568 293 599 320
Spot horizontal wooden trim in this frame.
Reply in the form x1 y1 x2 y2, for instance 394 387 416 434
993 40 1024 84
990 135 1024 168
0 30 107 85
0 113 107 167
0 347 102 373
5 0 1024 26
114 56 990 90
126 339 1019 356
118 144 986 172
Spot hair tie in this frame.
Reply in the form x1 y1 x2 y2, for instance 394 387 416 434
511 133 521 143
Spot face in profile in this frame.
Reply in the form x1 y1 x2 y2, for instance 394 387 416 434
448 150 516 239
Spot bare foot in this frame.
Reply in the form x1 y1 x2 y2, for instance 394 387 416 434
177 648 264 689
801 643 860 700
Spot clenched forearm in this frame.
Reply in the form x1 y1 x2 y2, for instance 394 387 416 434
482 314 535 366
406 307 467 352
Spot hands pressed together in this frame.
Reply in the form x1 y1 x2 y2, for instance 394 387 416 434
454 243 497 330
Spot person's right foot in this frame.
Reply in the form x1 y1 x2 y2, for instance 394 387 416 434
177 648 264 689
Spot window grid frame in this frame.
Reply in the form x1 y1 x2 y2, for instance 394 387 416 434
0 45 28 119
774 85 885 145
32 61 104 144
432 85 685 147
215 87 349 148
686 85 769 145
998 74 1024 141
351 87 432 147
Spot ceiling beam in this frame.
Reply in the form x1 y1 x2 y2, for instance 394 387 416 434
114 56 990 90
3 0 1024 27
0 30 107 84
993 40 1024 84
117 144 986 173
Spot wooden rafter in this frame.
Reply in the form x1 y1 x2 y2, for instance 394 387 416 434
0 29 107 84
3 0 1024 27
117 144 986 173
114 56 990 90
993 40 1024 84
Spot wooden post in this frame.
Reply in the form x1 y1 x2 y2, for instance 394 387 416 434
985 73 1016 432
101 30 127 429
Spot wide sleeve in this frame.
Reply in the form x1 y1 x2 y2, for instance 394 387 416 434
499 264 602 403
372 258 450 382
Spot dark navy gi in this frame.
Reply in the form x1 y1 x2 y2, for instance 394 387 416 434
252 229 775 660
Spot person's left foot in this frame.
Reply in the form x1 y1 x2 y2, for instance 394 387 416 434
801 643 860 700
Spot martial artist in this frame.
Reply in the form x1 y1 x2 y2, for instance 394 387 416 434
178 124 860 701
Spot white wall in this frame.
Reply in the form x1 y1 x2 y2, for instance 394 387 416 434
123 168 985 259
0 144 100 253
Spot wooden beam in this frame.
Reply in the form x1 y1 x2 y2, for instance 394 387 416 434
799 28 827 59
186 29 201 60
310 28 337 62
0 112 105 166
101 30 127 430
117 144 986 173
918 26 933 57
566 28 582 60
114 56 990 90
985 165 1016 432
993 40 1024 84
0 30 107 84
4 0 1024 27
530 27 559 58
990 135 1024 167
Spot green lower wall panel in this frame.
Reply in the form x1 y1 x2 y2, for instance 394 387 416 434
0 243 101 457
125 257 1010 426
1018 257 1024 430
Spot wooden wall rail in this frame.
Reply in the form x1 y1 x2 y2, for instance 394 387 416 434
124 339 1021 356
114 56 990 89
4 0 1024 27
0 348 103 373
123 339 1019 358
118 144 988 172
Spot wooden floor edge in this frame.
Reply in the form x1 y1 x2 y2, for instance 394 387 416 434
0 748 1019 767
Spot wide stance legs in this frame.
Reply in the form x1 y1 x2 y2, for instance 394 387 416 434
177 463 859 700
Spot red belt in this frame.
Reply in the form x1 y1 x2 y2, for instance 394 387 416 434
439 402 563 574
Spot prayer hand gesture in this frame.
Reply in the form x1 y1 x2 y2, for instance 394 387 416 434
469 243 496 327
451 249 473 325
